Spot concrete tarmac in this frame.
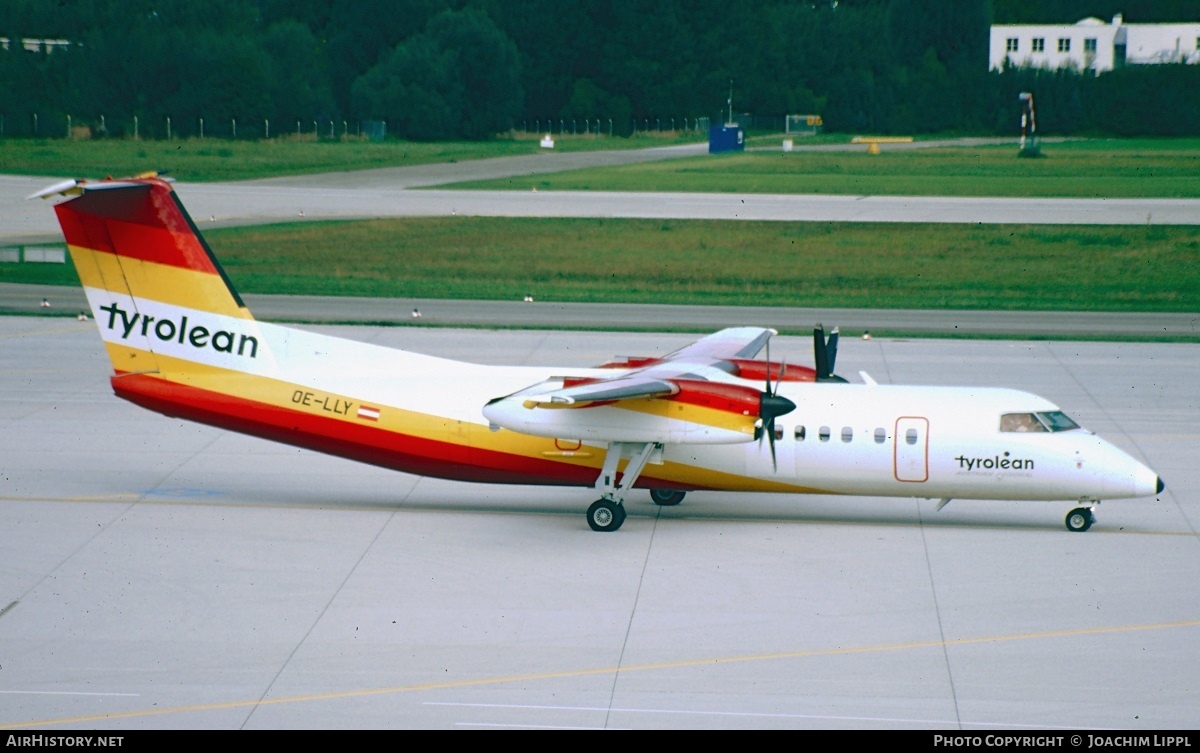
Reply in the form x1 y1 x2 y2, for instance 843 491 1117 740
1 317 1197 730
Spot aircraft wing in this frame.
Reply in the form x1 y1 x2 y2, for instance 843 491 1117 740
659 326 774 363
521 376 678 408
483 327 794 444
519 327 776 409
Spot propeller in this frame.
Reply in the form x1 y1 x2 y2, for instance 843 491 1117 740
756 334 797 471
813 324 848 383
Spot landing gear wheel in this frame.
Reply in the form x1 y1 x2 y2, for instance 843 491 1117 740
1065 507 1095 532
650 489 686 506
587 499 626 532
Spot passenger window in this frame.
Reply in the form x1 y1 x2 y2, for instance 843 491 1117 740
794 425 806 441
1000 413 1048 433
774 426 783 441
819 426 831 442
841 427 853 443
874 428 886 444
905 428 918 445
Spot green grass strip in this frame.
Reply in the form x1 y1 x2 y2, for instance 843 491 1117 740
8 216 1196 314
452 139 1200 198
204 218 1196 312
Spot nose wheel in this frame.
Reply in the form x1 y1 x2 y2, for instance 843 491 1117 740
1065 506 1096 532
587 499 627 532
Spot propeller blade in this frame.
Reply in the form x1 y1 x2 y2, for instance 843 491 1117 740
826 327 839 376
757 392 795 472
814 324 848 383
767 419 778 471
764 334 773 394
813 325 829 380
758 331 795 471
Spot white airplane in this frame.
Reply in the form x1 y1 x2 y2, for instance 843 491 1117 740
34 175 1163 532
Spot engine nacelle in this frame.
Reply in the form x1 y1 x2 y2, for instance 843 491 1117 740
483 378 766 444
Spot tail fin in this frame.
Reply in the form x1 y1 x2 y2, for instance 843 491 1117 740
40 176 263 376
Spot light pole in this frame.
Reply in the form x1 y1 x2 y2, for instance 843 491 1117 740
1018 92 1040 157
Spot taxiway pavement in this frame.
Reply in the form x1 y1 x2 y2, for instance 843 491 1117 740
3 139 1199 245
3 283 1198 340
1 317 1197 730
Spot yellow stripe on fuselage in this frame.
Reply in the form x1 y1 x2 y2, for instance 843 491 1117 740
105 343 820 494
68 244 250 320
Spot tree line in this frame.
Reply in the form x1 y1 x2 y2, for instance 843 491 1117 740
0 0 1195 141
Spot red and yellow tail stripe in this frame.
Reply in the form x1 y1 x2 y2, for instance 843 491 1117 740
55 178 248 321
51 178 264 377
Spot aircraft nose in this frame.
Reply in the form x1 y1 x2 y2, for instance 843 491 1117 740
1129 461 1162 498
1127 460 1163 499
1092 439 1161 499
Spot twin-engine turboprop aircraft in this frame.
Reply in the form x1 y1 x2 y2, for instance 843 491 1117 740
35 175 1163 532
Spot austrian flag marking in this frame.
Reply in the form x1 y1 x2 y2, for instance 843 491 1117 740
357 405 381 422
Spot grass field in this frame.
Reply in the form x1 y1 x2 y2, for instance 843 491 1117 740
9 216 1196 313
451 138 1200 198
0 132 703 182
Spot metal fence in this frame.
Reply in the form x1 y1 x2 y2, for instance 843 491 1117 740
2 112 794 140
0 112 724 140
0 113 375 141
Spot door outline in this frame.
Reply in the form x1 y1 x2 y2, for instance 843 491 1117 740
894 416 929 482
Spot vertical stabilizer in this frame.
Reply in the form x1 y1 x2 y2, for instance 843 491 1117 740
47 177 264 377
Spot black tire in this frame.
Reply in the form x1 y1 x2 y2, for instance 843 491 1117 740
587 499 625 532
1065 507 1095 532
649 489 686 506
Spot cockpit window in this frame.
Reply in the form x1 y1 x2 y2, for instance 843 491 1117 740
1000 413 1046 432
1000 411 1081 433
1037 410 1080 432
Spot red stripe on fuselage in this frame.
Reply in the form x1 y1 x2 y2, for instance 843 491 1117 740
110 373 609 487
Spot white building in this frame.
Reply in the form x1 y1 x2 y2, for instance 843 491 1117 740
990 14 1200 72
0 38 71 54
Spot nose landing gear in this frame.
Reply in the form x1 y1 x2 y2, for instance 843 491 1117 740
1065 506 1097 532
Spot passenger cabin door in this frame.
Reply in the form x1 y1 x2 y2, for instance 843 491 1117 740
894 416 929 482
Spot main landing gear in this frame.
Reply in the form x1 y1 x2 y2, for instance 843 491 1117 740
587 499 626 531
587 441 662 532
649 488 687 506
1065 504 1097 532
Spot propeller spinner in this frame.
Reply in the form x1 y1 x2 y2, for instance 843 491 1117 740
756 334 796 470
